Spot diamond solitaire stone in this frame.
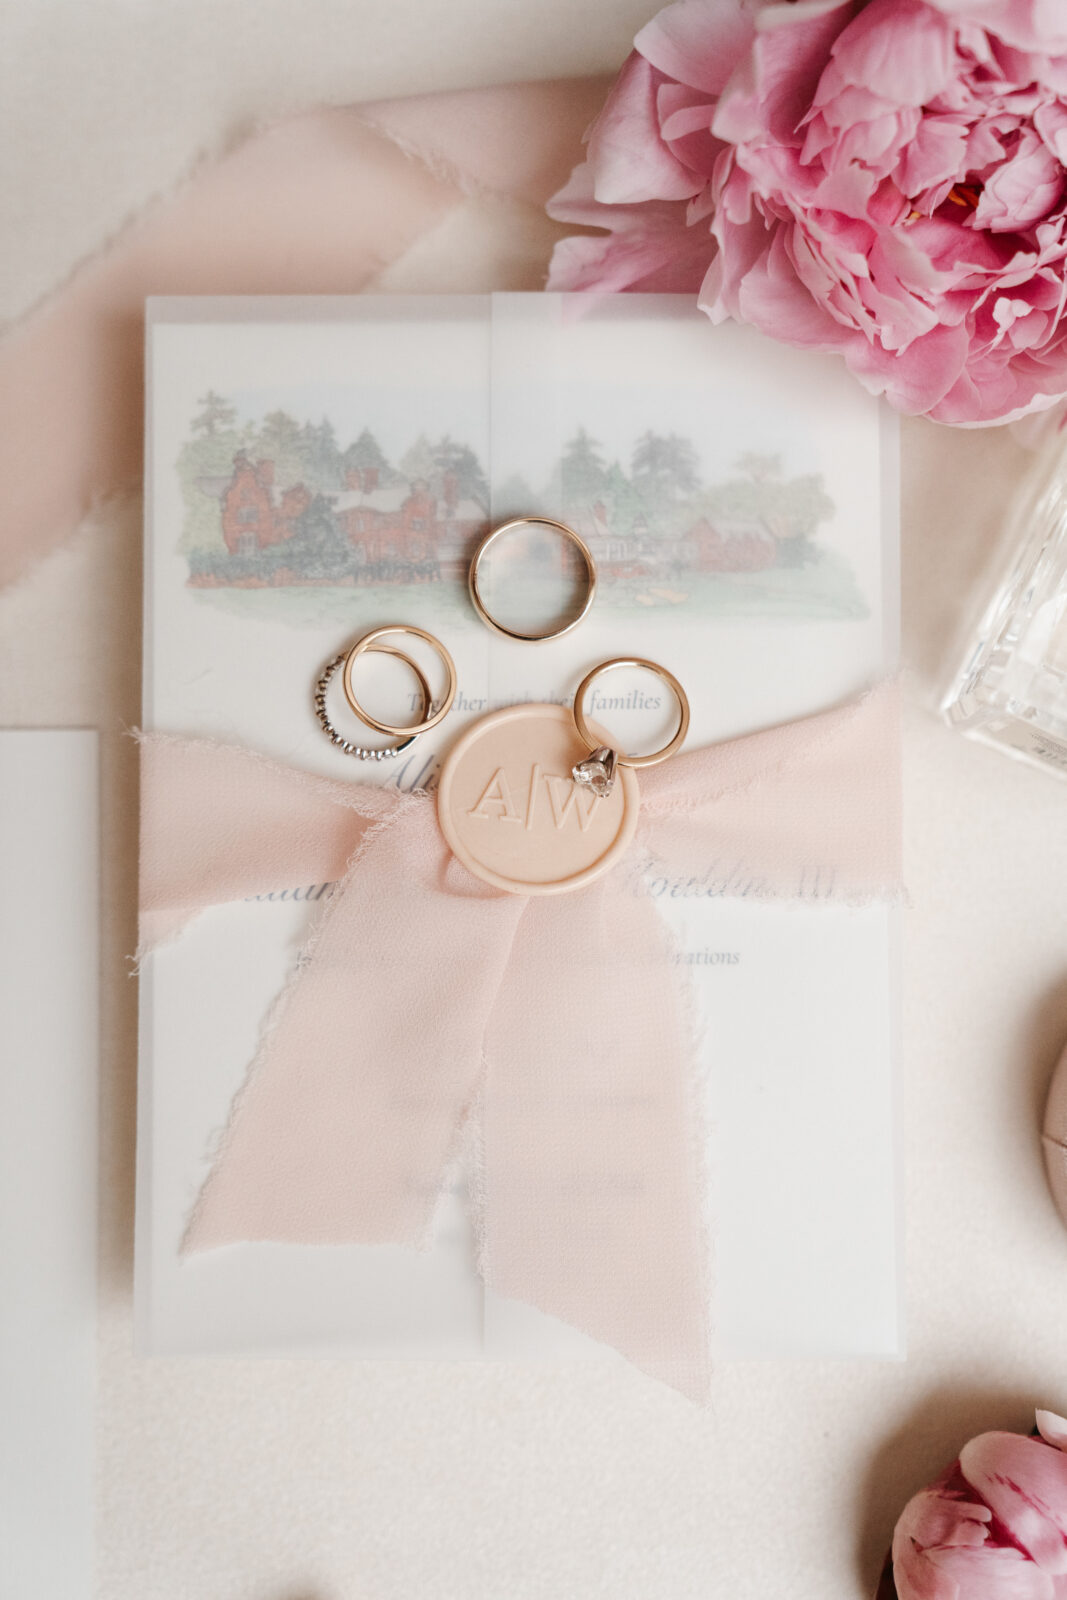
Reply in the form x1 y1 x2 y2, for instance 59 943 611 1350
571 745 618 799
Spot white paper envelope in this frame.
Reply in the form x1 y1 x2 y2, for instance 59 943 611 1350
1 730 98 1596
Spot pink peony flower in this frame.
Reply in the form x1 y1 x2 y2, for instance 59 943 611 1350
547 0 1067 425
889 1410 1067 1599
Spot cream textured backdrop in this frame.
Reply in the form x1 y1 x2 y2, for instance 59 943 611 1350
3 4 1067 1598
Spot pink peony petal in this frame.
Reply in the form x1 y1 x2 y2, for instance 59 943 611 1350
836 109 919 175
788 222 871 328
547 0 1067 425
892 1480 1054 1600
545 157 615 227
874 222 955 294
1036 1412 1067 1452
586 53 704 204
810 158 881 218
733 0 856 146
898 1484 993 1549
732 224 857 344
657 86 717 142
935 365 1067 427
702 176 775 314
975 130 1066 231
1034 101 1067 164
656 82 726 175
954 19 994 68
857 278 941 351
966 118 1009 173
826 0 956 107
892 1486 996 1600
961 1432 1067 1575
898 115 969 196
925 1546 1054 1600
992 294 1050 350
546 222 712 293
850 318 972 411
806 80 901 134
635 0 760 95
546 151 715 295
925 0 1067 54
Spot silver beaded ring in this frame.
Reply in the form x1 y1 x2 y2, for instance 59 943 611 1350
314 648 429 761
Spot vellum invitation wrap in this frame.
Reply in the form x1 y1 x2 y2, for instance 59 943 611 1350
139 294 901 1384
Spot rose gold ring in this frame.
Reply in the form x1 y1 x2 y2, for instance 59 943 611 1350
342 624 457 737
315 644 433 761
468 517 597 642
572 657 690 770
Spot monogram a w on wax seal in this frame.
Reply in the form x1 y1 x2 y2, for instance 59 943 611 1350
436 704 639 895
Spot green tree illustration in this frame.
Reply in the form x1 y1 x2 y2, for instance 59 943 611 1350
560 428 607 510
734 451 782 483
287 492 350 579
298 417 343 492
603 460 645 535
399 433 439 486
190 390 238 438
492 471 538 520
631 431 700 517
781 474 835 537
176 392 247 555
763 471 835 563
703 455 835 566
433 435 489 507
251 409 307 485
343 427 390 480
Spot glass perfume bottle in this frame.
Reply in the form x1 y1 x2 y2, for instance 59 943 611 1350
943 431 1067 778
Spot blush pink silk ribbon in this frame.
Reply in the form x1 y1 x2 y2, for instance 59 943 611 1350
140 685 900 1401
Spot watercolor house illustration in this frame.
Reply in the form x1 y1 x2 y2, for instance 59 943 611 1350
193 453 485 587
222 453 312 555
574 501 777 578
332 466 484 580
180 401 847 607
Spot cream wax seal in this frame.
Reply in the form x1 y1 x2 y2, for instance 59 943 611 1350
436 703 639 895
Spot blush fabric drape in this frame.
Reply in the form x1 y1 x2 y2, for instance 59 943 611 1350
140 684 900 1399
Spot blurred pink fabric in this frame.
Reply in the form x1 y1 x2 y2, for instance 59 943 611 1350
140 683 901 1401
0 78 610 588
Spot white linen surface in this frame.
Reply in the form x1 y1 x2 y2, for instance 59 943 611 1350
3 5 1067 1598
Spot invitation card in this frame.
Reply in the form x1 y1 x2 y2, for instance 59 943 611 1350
1 731 98 1595
139 294 900 1364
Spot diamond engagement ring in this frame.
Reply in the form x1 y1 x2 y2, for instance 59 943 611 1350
571 657 690 797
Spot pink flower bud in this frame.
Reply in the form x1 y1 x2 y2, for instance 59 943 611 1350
889 1411 1067 1599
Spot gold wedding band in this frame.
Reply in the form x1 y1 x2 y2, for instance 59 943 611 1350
315 643 433 760
343 624 457 737
572 657 690 768
468 517 597 642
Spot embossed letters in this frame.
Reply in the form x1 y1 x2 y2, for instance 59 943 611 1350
468 765 599 833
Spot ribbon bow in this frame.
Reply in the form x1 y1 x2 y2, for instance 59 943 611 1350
140 685 900 1401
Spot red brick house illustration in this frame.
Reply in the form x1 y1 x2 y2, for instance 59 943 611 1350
577 500 778 577
333 469 484 578
221 453 311 555
687 516 777 572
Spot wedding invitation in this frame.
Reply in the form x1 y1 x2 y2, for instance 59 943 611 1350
139 294 901 1364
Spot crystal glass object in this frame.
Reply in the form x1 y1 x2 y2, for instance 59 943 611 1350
943 434 1067 778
